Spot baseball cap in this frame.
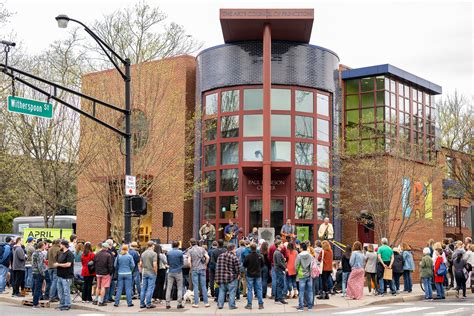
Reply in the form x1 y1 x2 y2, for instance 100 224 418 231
27 237 34 243
102 242 110 248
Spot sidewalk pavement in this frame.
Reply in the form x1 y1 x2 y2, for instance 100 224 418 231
0 285 458 314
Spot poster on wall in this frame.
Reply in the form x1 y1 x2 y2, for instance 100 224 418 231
296 226 309 242
413 181 425 217
402 177 412 218
424 183 433 219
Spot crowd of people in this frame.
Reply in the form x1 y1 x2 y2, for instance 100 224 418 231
0 228 473 312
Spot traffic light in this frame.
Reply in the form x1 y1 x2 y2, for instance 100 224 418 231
130 195 147 216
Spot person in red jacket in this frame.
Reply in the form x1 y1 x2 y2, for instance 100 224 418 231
433 248 445 300
81 242 95 302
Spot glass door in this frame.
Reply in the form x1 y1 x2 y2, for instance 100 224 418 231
249 199 262 231
271 198 285 236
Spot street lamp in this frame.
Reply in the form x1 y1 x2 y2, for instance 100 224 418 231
56 15 133 243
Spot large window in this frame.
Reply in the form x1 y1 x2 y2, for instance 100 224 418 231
271 115 291 137
203 198 216 220
221 142 239 165
220 196 238 218
271 88 291 110
271 141 291 162
204 171 216 192
220 169 238 191
221 90 239 112
296 169 314 192
205 93 218 115
204 144 216 167
317 94 329 116
243 141 263 161
243 114 263 137
295 142 313 166
221 115 239 138
295 196 314 220
295 116 313 139
296 90 313 113
244 89 263 110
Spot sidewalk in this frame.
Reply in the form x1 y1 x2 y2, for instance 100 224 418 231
0 286 457 314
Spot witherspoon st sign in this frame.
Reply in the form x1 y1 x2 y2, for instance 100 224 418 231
7 95 53 119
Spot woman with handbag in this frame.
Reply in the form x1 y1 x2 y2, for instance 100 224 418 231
317 240 333 300
81 242 95 303
401 243 415 293
434 248 446 299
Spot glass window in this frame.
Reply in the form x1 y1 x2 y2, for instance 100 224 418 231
317 145 329 168
361 93 374 107
376 107 384 122
221 90 239 112
296 90 313 113
204 171 216 192
220 169 238 191
271 88 291 110
271 115 291 137
204 144 216 167
204 119 217 141
220 196 238 218
203 197 216 220
295 196 314 220
346 141 359 154
376 91 385 106
376 76 385 90
345 95 359 110
243 89 263 110
221 115 239 138
361 139 376 153
317 94 329 116
390 93 396 108
295 116 313 139
346 110 359 126
346 126 359 140
205 93 218 115
221 142 239 165
390 80 396 93
317 119 329 142
317 198 329 221
296 169 314 192
243 141 263 161
361 77 375 92
271 141 291 162
243 114 263 137
345 79 359 94
317 171 329 194
398 82 404 97
295 142 313 166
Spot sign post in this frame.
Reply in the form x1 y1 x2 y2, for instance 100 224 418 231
7 95 53 119
125 175 136 196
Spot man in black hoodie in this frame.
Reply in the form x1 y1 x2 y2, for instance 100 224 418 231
273 241 288 304
243 243 264 310
93 243 114 306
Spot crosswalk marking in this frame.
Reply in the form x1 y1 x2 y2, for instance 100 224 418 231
376 307 434 314
333 307 389 314
426 308 466 315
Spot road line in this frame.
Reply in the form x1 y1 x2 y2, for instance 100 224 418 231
376 307 434 314
442 303 474 306
426 308 466 315
333 307 389 314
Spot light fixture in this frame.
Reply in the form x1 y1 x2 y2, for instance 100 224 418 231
55 15 70 28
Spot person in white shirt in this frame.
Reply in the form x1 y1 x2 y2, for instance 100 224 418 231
318 218 334 240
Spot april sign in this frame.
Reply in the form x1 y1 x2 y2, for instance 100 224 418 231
7 95 53 119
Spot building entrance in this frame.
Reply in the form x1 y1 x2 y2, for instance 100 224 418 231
248 197 286 237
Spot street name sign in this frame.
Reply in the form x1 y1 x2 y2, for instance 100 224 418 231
7 95 53 119
125 175 136 196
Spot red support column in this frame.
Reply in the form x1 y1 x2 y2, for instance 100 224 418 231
262 23 272 225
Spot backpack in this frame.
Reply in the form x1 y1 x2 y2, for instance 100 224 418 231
437 262 447 277
465 262 472 273
311 256 320 278
87 260 95 274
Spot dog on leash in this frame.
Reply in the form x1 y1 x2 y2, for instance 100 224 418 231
183 290 194 304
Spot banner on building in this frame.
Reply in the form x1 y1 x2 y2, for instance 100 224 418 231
413 181 425 218
402 177 412 218
424 182 433 219
23 228 73 243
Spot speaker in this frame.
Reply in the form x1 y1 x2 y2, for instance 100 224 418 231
131 196 147 216
163 212 173 227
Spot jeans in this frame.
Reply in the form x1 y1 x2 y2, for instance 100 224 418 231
275 270 285 302
0 265 8 293
43 269 51 299
191 269 208 304
132 270 141 296
166 272 183 305
342 272 350 295
246 276 263 306
115 274 132 306
403 270 412 292
140 275 156 307
435 282 445 298
32 274 44 306
218 279 237 308
393 272 402 291
421 277 432 299
209 268 216 297
298 277 313 309
261 265 269 298
49 269 58 299
271 267 276 297
455 273 466 297
12 270 25 295
286 274 297 292
378 277 396 294
312 276 321 296
25 266 33 289
57 277 72 308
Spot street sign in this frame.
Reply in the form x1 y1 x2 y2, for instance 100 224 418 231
125 175 136 196
7 95 53 119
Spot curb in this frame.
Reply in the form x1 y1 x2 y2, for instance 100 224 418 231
367 290 455 306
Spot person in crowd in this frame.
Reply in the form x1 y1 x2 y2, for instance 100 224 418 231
364 244 377 295
0 236 13 295
12 237 25 297
453 246 467 298
104 239 117 303
41 240 51 300
139 241 158 309
259 241 270 299
210 239 226 299
199 221 216 249
318 218 334 240
81 242 95 303
268 236 287 299
295 242 313 311
281 219 295 241
243 242 264 310
273 240 288 305
152 244 168 304
207 241 218 298
453 241 466 261
24 237 35 291
341 245 352 297
54 240 74 311
93 242 114 306
68 235 78 255
464 244 474 293
247 227 259 243
377 237 396 296
47 239 60 302
346 241 365 300
31 241 47 309
216 243 240 310
420 247 434 300
318 240 333 300
165 241 185 310
286 242 298 298
187 238 210 308
434 248 446 299
313 240 323 297
392 247 404 293
235 239 248 300
224 219 240 245
114 244 135 307
427 239 435 256
401 242 415 293
128 242 141 299
442 239 453 289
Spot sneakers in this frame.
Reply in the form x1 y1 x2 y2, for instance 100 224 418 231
297 308 304 312
192 304 199 308
98 302 107 306
32 305 40 309
177 304 185 309
205 303 210 307
258 304 264 309
280 299 288 304
229 306 238 310
146 304 156 309
166 305 171 309
245 305 252 310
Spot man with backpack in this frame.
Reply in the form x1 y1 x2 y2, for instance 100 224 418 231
243 243 264 310
0 236 13 294
295 242 314 311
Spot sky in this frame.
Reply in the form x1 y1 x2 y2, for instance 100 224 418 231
2 0 473 98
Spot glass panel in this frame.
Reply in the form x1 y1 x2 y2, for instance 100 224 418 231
221 115 239 138
390 80 396 93
345 126 359 140
295 116 313 139
220 196 238 218
205 93 218 115
204 119 217 141
295 142 313 166
376 107 384 122
221 142 239 165
296 90 313 113
295 196 314 220
376 76 385 90
271 141 291 162
345 95 359 110
317 172 329 194
221 90 239 112
317 198 329 221
346 110 359 126
317 119 329 142
398 82 404 97
220 169 238 191
296 169 314 192
361 108 374 124
361 77 375 92
361 124 375 138
243 114 263 137
271 115 291 137
243 89 263 110
317 145 330 168
249 199 262 229
346 141 359 154
271 88 291 110
317 94 329 116
271 199 285 237
204 144 216 167
243 141 263 161
203 197 216 220
345 79 359 94
204 171 216 192
361 93 374 107
361 139 376 153
376 91 385 106
390 93 396 108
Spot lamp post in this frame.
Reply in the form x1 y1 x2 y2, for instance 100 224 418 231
56 15 133 243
